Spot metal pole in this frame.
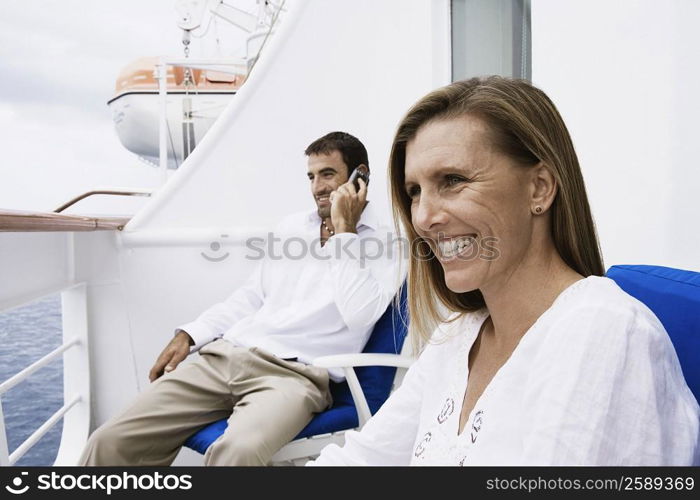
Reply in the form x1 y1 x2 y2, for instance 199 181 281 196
0 338 80 395
158 58 168 184
0 399 10 465
9 396 81 465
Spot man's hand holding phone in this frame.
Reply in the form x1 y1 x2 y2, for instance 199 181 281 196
329 166 369 234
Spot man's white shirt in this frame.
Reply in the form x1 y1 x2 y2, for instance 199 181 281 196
177 202 405 381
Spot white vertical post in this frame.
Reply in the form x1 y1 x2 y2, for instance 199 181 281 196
431 0 452 87
158 58 169 185
0 400 10 465
53 283 90 465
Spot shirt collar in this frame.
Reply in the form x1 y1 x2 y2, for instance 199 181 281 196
306 200 379 231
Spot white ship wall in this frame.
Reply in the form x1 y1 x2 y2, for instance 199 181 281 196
128 0 449 231
532 0 700 271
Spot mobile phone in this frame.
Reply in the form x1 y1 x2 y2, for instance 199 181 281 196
348 166 370 191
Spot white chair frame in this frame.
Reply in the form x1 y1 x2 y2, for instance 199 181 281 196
270 351 415 465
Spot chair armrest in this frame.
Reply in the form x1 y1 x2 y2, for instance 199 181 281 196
312 353 415 370
311 353 416 427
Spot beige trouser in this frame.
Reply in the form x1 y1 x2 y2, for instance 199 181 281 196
79 340 331 466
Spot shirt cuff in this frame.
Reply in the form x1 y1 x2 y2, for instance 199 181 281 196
175 321 219 352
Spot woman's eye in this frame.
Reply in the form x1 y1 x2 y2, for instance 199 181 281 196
406 185 420 199
445 174 466 186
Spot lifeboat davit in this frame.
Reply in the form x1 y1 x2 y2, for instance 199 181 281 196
108 57 246 168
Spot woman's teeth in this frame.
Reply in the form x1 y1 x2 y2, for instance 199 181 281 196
437 236 475 258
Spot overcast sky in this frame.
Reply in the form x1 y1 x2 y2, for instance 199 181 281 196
0 0 251 214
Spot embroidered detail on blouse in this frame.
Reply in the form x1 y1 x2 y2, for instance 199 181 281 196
470 410 484 444
414 432 432 458
437 397 455 424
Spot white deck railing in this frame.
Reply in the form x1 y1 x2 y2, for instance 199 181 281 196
0 283 90 466
0 339 80 395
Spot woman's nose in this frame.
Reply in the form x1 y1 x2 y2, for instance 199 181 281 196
413 192 448 233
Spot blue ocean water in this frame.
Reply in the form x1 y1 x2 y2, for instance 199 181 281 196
0 295 63 466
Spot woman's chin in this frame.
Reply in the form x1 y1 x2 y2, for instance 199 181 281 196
443 273 479 294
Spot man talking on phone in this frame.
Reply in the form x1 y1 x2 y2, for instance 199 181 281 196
79 131 403 466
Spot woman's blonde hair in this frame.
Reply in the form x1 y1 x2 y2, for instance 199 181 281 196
389 76 604 349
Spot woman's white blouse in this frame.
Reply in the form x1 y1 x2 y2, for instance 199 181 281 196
311 276 700 466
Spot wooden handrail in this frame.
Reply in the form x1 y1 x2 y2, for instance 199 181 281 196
0 209 129 232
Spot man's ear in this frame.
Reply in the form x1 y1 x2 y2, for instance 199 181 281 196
530 162 557 214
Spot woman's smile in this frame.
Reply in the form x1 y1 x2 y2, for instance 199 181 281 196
435 234 478 261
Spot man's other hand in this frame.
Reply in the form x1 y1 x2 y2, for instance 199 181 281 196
148 331 194 382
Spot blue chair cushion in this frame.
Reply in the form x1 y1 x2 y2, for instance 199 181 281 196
605 265 700 404
184 285 409 454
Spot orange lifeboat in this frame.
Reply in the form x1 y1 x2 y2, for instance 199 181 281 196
108 57 246 168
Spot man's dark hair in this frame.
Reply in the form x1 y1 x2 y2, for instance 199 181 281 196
304 131 369 177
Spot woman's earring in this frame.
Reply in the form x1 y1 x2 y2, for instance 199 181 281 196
534 206 543 214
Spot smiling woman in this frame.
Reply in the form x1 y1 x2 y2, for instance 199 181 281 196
309 76 700 466
394 77 604 348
